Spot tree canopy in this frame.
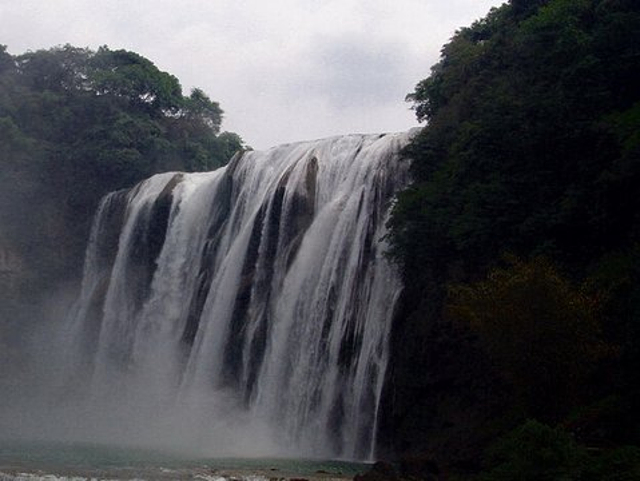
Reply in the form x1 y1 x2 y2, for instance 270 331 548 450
385 0 640 468
0 44 245 311
394 0 640 281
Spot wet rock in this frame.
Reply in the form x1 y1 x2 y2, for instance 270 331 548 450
354 461 398 481
399 456 441 480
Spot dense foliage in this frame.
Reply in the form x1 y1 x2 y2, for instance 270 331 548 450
386 0 640 473
479 419 640 481
0 45 243 333
448 256 609 420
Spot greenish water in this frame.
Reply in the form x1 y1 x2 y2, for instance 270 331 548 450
0 441 368 481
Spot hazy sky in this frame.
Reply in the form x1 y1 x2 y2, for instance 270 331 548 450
1 0 504 150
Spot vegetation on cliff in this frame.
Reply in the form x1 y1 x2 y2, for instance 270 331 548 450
0 45 243 341
385 0 640 475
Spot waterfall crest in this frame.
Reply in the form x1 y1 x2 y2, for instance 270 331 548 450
57 131 413 460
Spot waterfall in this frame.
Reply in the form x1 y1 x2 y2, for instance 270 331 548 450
57 131 413 461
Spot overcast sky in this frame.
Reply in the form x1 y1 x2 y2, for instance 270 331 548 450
1 0 504 150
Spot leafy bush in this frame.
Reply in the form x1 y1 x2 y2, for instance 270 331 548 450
0 44 246 317
480 420 586 481
448 256 610 419
581 445 640 481
480 420 640 480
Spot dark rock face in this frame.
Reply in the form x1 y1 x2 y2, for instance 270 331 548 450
377 289 510 470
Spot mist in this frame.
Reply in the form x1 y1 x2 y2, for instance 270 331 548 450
0 204 294 461
0 356 287 459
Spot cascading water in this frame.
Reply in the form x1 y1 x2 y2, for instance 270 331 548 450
51 131 413 461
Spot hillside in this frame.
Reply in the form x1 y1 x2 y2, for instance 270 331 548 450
382 0 640 476
0 45 243 352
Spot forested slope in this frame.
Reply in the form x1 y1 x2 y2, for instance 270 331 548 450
382 0 640 476
0 45 243 347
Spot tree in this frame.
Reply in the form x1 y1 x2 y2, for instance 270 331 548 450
383 0 640 467
480 420 586 481
448 256 609 419
182 87 223 133
0 44 245 310
0 45 14 74
88 47 183 115
15 45 91 92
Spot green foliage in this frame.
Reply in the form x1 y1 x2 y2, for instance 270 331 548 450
448 256 609 419
480 420 587 481
480 419 640 480
387 0 640 464
15 45 91 92
393 0 640 279
182 87 223 133
88 47 184 115
0 44 245 301
581 445 640 481
0 45 15 73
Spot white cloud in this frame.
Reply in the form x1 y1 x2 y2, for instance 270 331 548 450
0 0 505 149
